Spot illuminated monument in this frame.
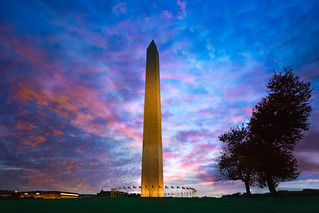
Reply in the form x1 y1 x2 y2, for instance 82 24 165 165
141 40 164 197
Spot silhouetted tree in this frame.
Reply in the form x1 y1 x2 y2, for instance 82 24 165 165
249 68 312 195
217 125 256 195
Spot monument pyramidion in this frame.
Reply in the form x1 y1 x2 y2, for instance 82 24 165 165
141 40 164 197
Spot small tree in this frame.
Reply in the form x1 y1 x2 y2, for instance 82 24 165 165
249 68 312 195
217 125 256 195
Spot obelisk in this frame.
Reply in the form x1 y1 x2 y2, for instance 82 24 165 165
141 40 164 197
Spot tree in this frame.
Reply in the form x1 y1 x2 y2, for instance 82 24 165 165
216 125 256 195
249 68 312 195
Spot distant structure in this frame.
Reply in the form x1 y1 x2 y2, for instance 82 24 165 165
0 190 79 199
141 40 164 197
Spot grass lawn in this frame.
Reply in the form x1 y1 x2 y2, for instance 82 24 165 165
1 196 319 213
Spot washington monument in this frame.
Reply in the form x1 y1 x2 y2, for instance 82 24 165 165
141 40 164 197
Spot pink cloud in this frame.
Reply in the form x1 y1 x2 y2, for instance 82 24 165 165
198 170 214 183
1 32 50 69
177 0 187 19
112 2 127 16
229 115 246 123
161 71 198 86
163 152 179 160
175 130 215 142
12 81 144 145
135 116 143 124
198 108 219 116
196 143 219 154
296 151 319 172
161 10 172 19
163 142 218 188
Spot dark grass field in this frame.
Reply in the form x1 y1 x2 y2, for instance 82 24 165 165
2 196 319 213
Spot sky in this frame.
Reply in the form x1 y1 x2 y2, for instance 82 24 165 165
0 0 319 197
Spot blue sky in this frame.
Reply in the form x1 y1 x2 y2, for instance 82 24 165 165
0 0 319 196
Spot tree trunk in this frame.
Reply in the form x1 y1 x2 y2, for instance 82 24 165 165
266 176 277 196
244 181 251 196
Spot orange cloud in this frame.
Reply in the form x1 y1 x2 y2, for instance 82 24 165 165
16 120 37 130
26 135 47 148
12 82 143 145
13 83 48 105
12 131 47 150
74 148 85 154
24 170 54 189
53 129 63 135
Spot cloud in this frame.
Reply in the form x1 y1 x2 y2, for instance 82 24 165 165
296 152 319 172
161 10 172 19
16 121 37 130
177 0 187 19
174 129 214 143
1 0 319 196
112 2 127 16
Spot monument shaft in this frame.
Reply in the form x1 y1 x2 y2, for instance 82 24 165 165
141 41 164 197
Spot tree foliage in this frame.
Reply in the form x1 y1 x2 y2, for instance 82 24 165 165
216 125 256 195
216 68 312 196
248 68 312 194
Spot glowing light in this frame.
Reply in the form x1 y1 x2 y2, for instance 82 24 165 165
60 193 79 197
